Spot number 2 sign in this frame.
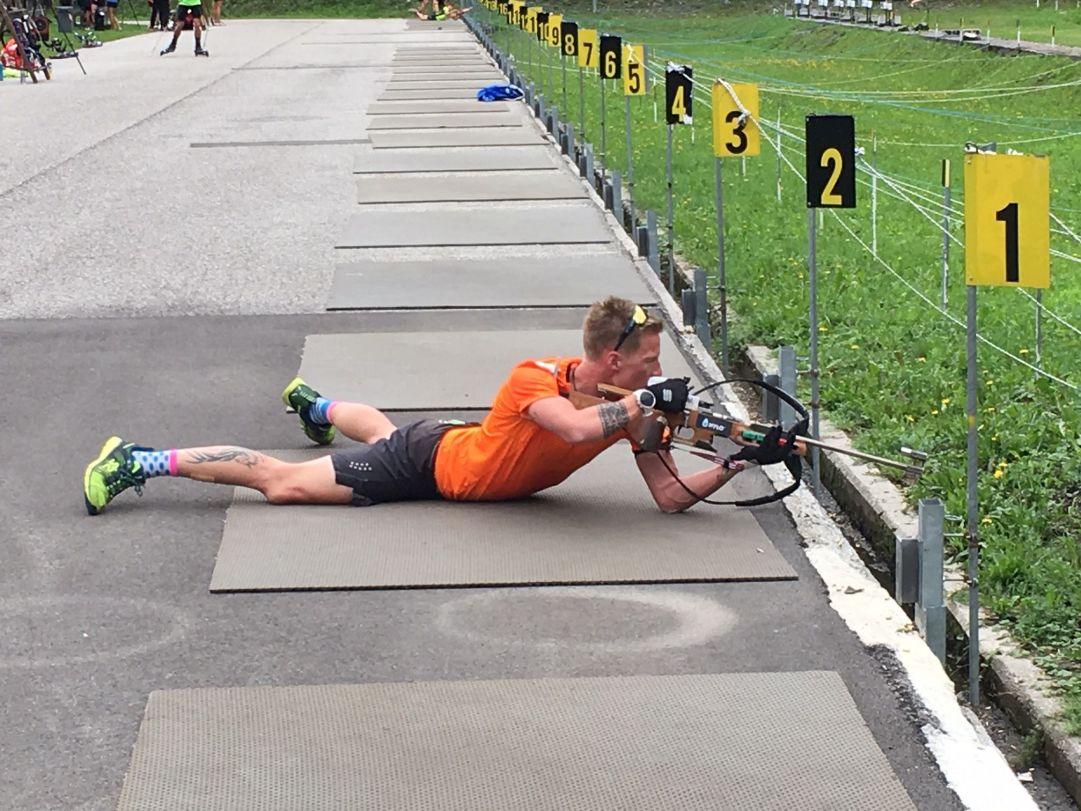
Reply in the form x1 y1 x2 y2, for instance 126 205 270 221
805 115 855 209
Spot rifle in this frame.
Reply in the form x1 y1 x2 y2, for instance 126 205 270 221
569 377 927 506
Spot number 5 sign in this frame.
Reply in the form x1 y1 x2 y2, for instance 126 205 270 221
964 153 1049 288
805 115 855 208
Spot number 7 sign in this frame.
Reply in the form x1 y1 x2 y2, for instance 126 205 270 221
964 153 1049 288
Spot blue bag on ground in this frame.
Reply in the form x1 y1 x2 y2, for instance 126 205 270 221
476 84 524 102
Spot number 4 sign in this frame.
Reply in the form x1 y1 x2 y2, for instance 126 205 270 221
964 153 1049 288
665 64 692 125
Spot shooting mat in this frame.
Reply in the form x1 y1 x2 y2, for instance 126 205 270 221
352 145 557 173
354 170 586 203
209 444 794 591
380 88 492 100
366 101 508 114
368 128 545 147
390 64 503 74
335 202 607 247
326 254 653 310
117 672 912 810
366 113 520 130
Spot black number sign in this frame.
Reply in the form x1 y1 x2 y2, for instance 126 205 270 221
536 11 549 41
599 34 621 79
665 65 693 125
805 115 856 209
560 20 577 57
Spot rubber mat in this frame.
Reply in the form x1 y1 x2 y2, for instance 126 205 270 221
369 128 545 146
209 444 794 591
367 101 506 114
326 254 655 309
117 672 914 810
366 113 519 130
335 202 608 247
381 88 488 101
190 138 371 148
385 79 502 89
391 64 503 73
392 58 491 67
355 170 586 203
352 145 556 173
293 330 696 409
404 17 464 28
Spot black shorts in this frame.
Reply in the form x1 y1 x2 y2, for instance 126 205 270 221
176 3 202 20
330 420 464 507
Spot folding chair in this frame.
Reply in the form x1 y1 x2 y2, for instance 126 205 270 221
54 6 87 73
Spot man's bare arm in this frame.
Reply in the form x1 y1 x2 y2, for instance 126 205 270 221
635 450 742 513
528 395 643 443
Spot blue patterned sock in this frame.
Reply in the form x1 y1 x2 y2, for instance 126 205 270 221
133 449 175 478
309 397 336 425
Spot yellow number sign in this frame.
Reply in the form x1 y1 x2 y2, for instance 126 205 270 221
524 6 539 34
577 28 598 69
711 82 759 158
623 44 645 96
547 13 562 48
964 153 1050 288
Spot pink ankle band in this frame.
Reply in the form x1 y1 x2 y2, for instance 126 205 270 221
326 401 339 422
168 449 178 476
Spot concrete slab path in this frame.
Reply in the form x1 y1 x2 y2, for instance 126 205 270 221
0 16 1032 811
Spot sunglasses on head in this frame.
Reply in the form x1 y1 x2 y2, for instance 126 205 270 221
613 305 649 353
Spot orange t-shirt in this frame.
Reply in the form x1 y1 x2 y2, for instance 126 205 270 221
432 357 629 501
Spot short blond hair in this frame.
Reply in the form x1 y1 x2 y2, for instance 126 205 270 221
582 296 663 359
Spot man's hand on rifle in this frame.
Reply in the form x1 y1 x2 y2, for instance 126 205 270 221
635 376 690 414
730 424 797 466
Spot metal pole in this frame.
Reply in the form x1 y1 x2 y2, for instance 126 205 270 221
808 208 821 498
871 132 878 257
562 46 567 111
600 75 606 165
548 38 553 99
715 157 729 376
1036 289 1043 367
579 67 586 139
666 124 676 295
625 95 635 227
942 159 951 310
966 284 980 707
776 112 782 204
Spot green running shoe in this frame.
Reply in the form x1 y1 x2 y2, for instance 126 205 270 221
281 376 336 446
83 436 149 516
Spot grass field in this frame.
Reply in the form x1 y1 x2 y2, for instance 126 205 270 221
485 1 1081 728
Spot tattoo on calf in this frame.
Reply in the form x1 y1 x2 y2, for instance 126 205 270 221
185 448 262 468
598 401 631 437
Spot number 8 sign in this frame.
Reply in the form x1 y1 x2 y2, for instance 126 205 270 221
805 115 855 209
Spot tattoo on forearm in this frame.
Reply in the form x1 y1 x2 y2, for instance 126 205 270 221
185 448 263 468
598 401 631 437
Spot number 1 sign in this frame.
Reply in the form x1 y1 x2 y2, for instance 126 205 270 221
964 153 1049 288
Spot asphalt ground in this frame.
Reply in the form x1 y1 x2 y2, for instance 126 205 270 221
0 20 966 810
